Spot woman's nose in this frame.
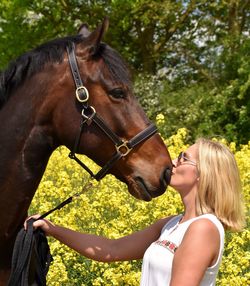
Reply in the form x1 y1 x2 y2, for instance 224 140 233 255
172 158 177 167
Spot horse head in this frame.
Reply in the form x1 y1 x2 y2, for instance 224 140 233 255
48 18 172 201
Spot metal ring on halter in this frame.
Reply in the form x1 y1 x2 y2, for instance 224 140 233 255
76 86 89 102
81 106 96 124
116 141 132 157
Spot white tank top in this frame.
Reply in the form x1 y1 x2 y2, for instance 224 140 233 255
140 214 224 286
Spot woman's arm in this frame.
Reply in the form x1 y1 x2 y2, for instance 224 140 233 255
26 215 172 262
170 218 220 286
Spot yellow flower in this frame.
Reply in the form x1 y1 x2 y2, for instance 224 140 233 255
29 129 250 285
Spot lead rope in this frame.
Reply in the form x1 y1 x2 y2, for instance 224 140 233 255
37 181 95 220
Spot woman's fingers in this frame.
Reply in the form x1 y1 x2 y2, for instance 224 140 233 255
24 214 41 230
24 215 55 236
33 219 47 230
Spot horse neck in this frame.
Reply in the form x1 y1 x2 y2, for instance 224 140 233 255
0 75 56 240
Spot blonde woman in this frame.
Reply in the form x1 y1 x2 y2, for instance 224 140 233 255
25 138 245 286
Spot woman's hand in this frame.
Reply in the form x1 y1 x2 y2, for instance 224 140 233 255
24 214 55 236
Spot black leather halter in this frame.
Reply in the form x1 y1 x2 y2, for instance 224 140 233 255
66 43 158 181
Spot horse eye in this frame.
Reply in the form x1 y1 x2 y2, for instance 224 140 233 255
109 88 126 99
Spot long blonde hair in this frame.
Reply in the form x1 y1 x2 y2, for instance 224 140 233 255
196 138 245 231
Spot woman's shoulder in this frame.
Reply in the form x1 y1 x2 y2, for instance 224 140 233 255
188 217 218 233
187 214 225 242
191 214 224 234
180 217 220 256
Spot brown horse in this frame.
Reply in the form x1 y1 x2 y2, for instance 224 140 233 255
0 19 172 285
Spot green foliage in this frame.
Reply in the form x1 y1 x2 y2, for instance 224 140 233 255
1 0 249 75
134 71 250 144
29 129 250 285
0 0 108 68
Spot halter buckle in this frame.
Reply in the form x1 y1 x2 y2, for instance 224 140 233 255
76 86 89 102
116 141 132 157
82 106 96 125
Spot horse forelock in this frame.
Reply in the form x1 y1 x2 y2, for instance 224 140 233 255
100 44 132 88
0 34 131 109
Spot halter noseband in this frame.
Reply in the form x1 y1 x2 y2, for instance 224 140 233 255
66 43 158 181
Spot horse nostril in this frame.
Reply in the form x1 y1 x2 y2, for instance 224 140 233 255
161 166 172 187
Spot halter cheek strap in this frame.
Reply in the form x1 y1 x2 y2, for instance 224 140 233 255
66 43 158 181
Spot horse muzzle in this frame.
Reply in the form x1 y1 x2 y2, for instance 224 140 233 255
128 166 172 202
160 166 172 189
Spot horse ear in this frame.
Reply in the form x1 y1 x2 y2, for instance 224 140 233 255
79 17 109 57
78 24 91 38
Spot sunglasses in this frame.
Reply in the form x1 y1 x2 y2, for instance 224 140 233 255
177 151 197 166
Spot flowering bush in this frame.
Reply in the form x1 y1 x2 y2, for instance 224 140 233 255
30 126 249 285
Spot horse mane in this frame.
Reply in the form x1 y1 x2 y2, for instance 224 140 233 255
0 34 131 109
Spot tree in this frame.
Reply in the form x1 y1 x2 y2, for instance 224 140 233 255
1 0 249 79
0 0 109 68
